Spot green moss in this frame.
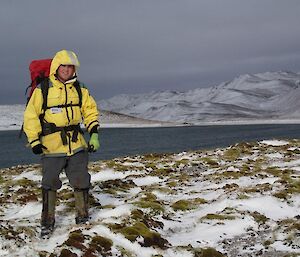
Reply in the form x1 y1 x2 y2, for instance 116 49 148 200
177 173 191 184
118 222 169 249
194 247 226 257
283 254 300 257
0 175 5 184
175 159 190 166
237 194 250 200
222 183 239 190
279 219 300 233
200 157 219 167
65 230 86 250
286 179 300 194
15 188 38 203
131 209 144 220
223 148 241 161
142 153 169 161
201 213 236 220
172 198 207 211
97 179 136 193
273 190 288 199
166 181 177 187
115 246 135 257
250 211 268 224
57 189 75 209
16 226 36 238
134 192 164 213
89 194 102 208
16 178 38 187
194 198 207 205
273 176 300 199
0 224 22 241
130 209 164 229
102 188 117 195
219 170 243 179
240 164 251 173
151 167 175 177
172 200 191 211
105 160 130 171
263 240 272 247
59 249 77 257
264 167 284 177
147 185 174 194
145 163 158 170
57 189 73 202
243 183 272 194
102 204 116 209
134 201 164 213
90 235 113 253
38 251 49 257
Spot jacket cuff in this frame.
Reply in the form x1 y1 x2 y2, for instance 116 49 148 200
29 139 41 148
89 125 99 135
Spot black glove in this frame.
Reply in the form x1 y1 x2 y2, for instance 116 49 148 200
32 144 47 155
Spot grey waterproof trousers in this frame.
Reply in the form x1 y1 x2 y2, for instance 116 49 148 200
41 151 91 190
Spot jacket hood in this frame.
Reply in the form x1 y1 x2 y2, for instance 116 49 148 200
50 50 80 77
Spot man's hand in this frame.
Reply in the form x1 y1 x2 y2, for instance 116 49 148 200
32 144 47 155
88 133 100 152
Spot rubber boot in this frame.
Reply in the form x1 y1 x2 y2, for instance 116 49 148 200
74 189 89 224
40 189 56 238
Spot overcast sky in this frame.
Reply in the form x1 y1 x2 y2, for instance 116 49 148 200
1 0 300 104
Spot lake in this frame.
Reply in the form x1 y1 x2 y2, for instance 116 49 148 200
1 124 300 168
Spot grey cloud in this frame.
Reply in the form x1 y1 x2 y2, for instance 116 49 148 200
0 0 300 104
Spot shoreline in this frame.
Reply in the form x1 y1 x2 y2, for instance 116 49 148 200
2 119 300 131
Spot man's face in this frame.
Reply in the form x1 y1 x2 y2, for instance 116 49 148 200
57 65 75 82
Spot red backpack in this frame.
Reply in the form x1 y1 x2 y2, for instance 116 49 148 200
20 59 82 137
26 59 52 101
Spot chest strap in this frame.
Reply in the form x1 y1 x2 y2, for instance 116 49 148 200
46 103 81 109
41 123 83 145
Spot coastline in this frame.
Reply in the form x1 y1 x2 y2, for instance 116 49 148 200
2 119 300 131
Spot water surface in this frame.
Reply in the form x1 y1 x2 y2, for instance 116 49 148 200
1 124 300 168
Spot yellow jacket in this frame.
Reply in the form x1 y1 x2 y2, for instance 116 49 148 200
24 50 99 156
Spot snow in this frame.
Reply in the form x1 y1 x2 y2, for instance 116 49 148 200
260 139 289 146
98 71 300 124
235 196 299 220
91 169 140 182
0 105 178 131
2 71 300 130
86 225 159 257
272 241 300 253
93 205 133 220
132 176 163 186
168 216 256 247
3 202 41 220
0 139 299 256
265 152 284 159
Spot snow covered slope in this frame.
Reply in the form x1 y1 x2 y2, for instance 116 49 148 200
0 139 299 256
0 106 175 131
98 71 300 124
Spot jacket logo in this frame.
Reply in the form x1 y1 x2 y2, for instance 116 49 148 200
50 107 62 114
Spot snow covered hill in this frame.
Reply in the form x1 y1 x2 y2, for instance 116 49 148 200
2 71 300 130
0 106 175 131
98 71 300 124
0 139 299 256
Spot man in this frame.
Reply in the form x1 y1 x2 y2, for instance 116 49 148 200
23 50 100 237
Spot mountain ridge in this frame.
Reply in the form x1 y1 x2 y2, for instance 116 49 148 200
98 71 300 124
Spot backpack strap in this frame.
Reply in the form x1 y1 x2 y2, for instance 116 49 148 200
74 80 82 108
38 78 82 122
39 77 50 123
